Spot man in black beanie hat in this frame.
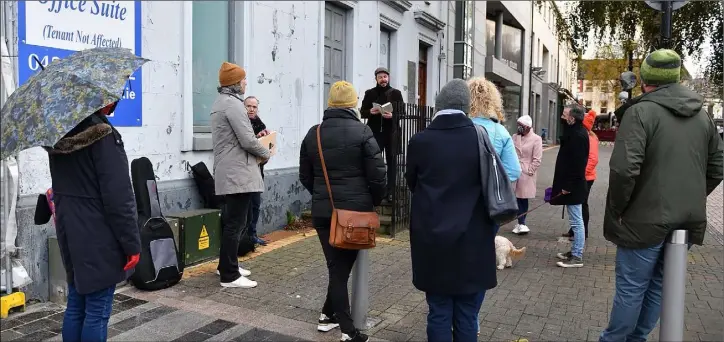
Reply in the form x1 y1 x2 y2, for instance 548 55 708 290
360 67 404 199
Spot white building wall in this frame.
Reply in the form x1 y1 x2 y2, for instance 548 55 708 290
17 1 191 196
3 0 450 302
13 1 449 211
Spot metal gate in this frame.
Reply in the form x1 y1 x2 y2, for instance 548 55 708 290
388 103 435 237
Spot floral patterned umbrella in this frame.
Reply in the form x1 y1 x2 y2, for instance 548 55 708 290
0 47 148 159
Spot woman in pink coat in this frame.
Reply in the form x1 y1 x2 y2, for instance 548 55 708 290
512 115 543 235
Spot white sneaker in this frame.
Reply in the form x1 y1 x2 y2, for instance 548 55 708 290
518 225 530 234
317 313 340 332
220 276 257 288
216 267 251 277
512 224 521 234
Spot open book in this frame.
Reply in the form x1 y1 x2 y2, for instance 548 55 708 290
373 102 393 114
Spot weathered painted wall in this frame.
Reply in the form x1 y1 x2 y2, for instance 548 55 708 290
5 1 317 301
16 1 197 196
4 0 453 302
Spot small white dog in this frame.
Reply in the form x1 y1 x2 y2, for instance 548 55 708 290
494 236 527 270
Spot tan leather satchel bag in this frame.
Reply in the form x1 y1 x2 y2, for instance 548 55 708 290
316 124 378 250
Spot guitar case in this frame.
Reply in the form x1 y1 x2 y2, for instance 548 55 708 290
129 157 183 291
190 161 255 257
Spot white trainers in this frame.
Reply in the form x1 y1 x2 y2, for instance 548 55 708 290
220 276 257 288
317 313 340 332
518 225 530 234
512 224 521 234
216 267 251 277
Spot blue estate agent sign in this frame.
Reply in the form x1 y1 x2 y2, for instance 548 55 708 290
18 0 143 127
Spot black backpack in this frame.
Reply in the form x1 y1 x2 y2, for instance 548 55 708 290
189 162 255 257
190 162 224 209
129 157 183 291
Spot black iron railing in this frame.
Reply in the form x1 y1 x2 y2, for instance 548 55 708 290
387 103 436 237
360 103 436 237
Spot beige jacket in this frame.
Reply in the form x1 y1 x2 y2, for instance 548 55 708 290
211 92 271 195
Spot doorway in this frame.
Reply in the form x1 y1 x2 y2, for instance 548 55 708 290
418 43 430 107
323 3 347 106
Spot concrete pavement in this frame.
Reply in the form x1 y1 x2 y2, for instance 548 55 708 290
1 145 722 341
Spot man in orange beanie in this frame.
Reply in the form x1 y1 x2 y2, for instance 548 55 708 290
211 61 271 289
218 61 247 89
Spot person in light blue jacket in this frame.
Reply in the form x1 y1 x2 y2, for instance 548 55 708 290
467 77 522 219
466 77 522 337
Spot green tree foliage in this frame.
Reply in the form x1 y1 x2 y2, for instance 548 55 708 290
705 16 722 95
567 0 723 91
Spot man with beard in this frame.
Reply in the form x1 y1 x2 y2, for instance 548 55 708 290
360 67 404 199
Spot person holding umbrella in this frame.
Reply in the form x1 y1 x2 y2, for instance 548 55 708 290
48 101 142 341
1 47 148 341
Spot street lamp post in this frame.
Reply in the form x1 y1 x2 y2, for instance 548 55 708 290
660 1 673 48
644 0 689 48
627 42 634 100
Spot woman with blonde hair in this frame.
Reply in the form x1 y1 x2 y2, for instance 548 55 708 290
467 77 521 337
467 77 521 222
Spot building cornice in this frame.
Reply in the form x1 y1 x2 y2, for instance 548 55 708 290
413 10 445 32
380 13 402 31
381 1 412 13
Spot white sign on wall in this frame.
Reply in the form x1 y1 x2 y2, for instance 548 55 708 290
18 1 143 127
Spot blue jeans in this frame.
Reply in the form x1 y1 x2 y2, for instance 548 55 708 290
600 242 665 342
567 204 585 258
426 291 484 342
246 192 262 237
516 198 529 224
474 292 486 334
63 283 116 342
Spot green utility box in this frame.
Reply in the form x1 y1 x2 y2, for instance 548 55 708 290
167 209 221 268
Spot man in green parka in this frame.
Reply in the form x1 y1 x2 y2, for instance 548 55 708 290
600 49 724 342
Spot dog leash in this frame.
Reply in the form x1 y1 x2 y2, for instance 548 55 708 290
500 193 563 226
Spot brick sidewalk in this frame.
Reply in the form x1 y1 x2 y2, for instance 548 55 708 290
706 184 723 244
2 146 722 341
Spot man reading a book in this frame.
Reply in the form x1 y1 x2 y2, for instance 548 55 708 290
360 67 405 200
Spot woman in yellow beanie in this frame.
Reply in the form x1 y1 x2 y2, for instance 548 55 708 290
210 61 271 289
298 81 386 342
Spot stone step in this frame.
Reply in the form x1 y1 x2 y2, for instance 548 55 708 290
378 214 392 236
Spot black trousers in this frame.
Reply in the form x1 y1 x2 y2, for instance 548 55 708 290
373 132 396 195
313 218 359 335
218 193 251 283
246 192 262 237
569 180 594 238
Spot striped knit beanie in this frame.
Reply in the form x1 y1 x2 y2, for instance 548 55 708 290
640 49 681 86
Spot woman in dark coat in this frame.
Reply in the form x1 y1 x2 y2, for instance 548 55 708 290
47 102 141 341
550 103 590 268
406 79 497 341
299 81 386 342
